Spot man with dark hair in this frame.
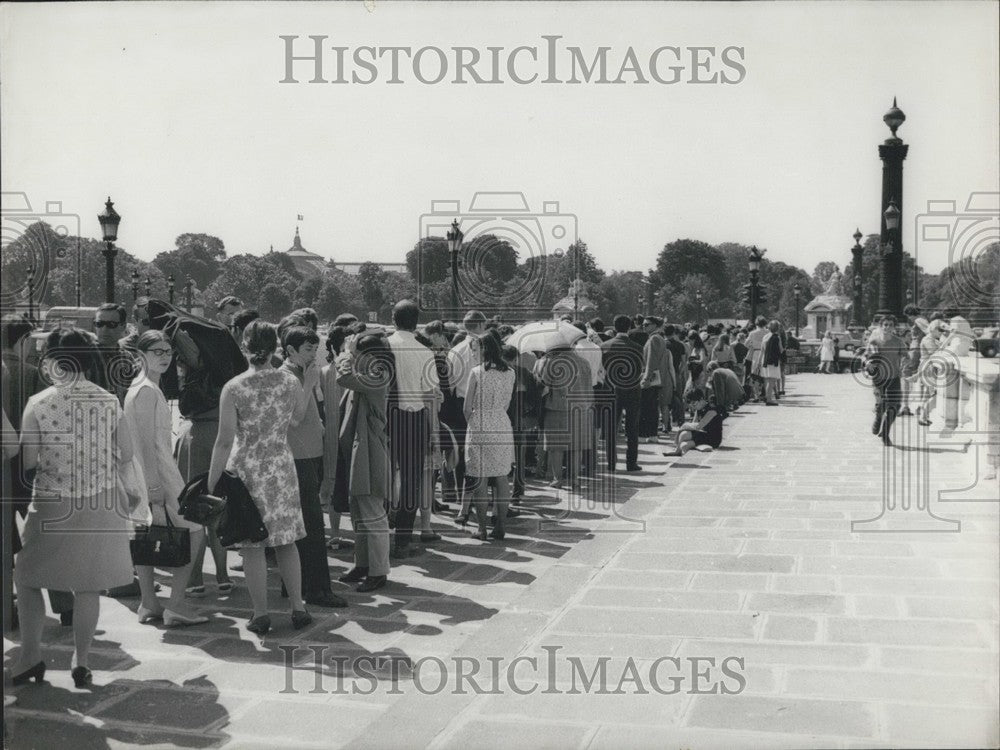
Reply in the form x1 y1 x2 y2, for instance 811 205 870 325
280 326 346 608
92 303 133 403
589 317 610 342
864 314 908 446
386 300 440 558
291 308 319 331
333 313 359 328
231 309 260 339
600 314 644 472
640 315 674 441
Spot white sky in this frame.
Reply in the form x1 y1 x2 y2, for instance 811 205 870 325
2 1 997 275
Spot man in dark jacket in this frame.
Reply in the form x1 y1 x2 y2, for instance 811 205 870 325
600 315 644 472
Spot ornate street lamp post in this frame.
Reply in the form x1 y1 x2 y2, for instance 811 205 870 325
695 290 704 325
876 99 908 318
97 197 122 304
184 276 194 313
748 246 763 323
26 263 36 324
850 228 865 329
167 274 175 304
878 199 902 317
131 269 140 303
793 283 802 337
446 219 464 316
145 276 152 297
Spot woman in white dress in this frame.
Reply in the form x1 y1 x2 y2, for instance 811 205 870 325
464 330 515 542
818 331 835 373
125 330 208 627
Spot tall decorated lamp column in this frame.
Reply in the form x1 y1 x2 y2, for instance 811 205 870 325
97 197 122 304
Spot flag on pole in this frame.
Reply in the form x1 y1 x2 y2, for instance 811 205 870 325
297 214 304 221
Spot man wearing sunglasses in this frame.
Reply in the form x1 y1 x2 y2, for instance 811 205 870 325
92 303 135 404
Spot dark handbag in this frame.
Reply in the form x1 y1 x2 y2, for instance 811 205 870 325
130 508 191 568
178 473 227 528
214 470 269 548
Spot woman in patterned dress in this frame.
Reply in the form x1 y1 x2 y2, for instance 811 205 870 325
207 321 315 635
11 328 134 688
464 330 515 541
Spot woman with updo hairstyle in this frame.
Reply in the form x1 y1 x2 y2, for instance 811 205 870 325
125 330 208 627
206 320 317 635
10 327 135 688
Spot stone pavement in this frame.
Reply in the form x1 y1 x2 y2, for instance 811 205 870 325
4 373 998 749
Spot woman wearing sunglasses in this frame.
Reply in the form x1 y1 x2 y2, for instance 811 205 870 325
124 330 208 627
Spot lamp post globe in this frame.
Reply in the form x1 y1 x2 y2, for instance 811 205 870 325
97 197 122 303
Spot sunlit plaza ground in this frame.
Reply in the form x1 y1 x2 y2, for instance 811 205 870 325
4 372 998 749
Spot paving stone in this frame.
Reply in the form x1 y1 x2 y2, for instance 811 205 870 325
785 667 996 707
94 683 245 730
589 568 693 590
850 595 901 618
588 724 836 750
769 575 838 594
877 646 999 675
613 552 795 574
676 640 871 669
746 593 846 615
227 698 383 742
690 572 769 591
826 617 989 648
800 556 941 577
550 607 756 639
581 588 741 611
904 595 999 619
879 703 1000 748
762 615 819 642
685 694 877 738
434 717 593 750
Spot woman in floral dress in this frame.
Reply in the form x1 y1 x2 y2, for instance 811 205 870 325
207 320 315 635
464 330 515 542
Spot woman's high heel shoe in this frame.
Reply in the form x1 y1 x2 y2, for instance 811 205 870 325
71 666 92 688
291 610 313 630
11 661 46 685
246 614 271 635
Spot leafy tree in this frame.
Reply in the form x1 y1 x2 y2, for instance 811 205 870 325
259 282 292 321
152 233 226 291
293 275 323 310
811 261 840 293
263 249 302 281
357 261 386 315
599 271 647 317
654 239 727 294
204 253 297 319
406 237 451 284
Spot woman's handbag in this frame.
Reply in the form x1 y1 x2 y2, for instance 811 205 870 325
214 470 269 548
130 507 191 568
178 473 227 528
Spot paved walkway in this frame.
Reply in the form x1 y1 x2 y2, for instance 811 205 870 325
4 374 998 749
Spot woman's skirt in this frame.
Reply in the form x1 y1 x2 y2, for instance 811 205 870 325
763 364 781 380
15 489 134 592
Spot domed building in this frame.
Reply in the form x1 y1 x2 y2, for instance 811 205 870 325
551 279 597 320
284 227 328 277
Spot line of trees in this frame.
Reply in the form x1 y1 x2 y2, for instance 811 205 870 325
3 220 995 326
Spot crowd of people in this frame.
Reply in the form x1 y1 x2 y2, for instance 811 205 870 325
0 293 876 690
